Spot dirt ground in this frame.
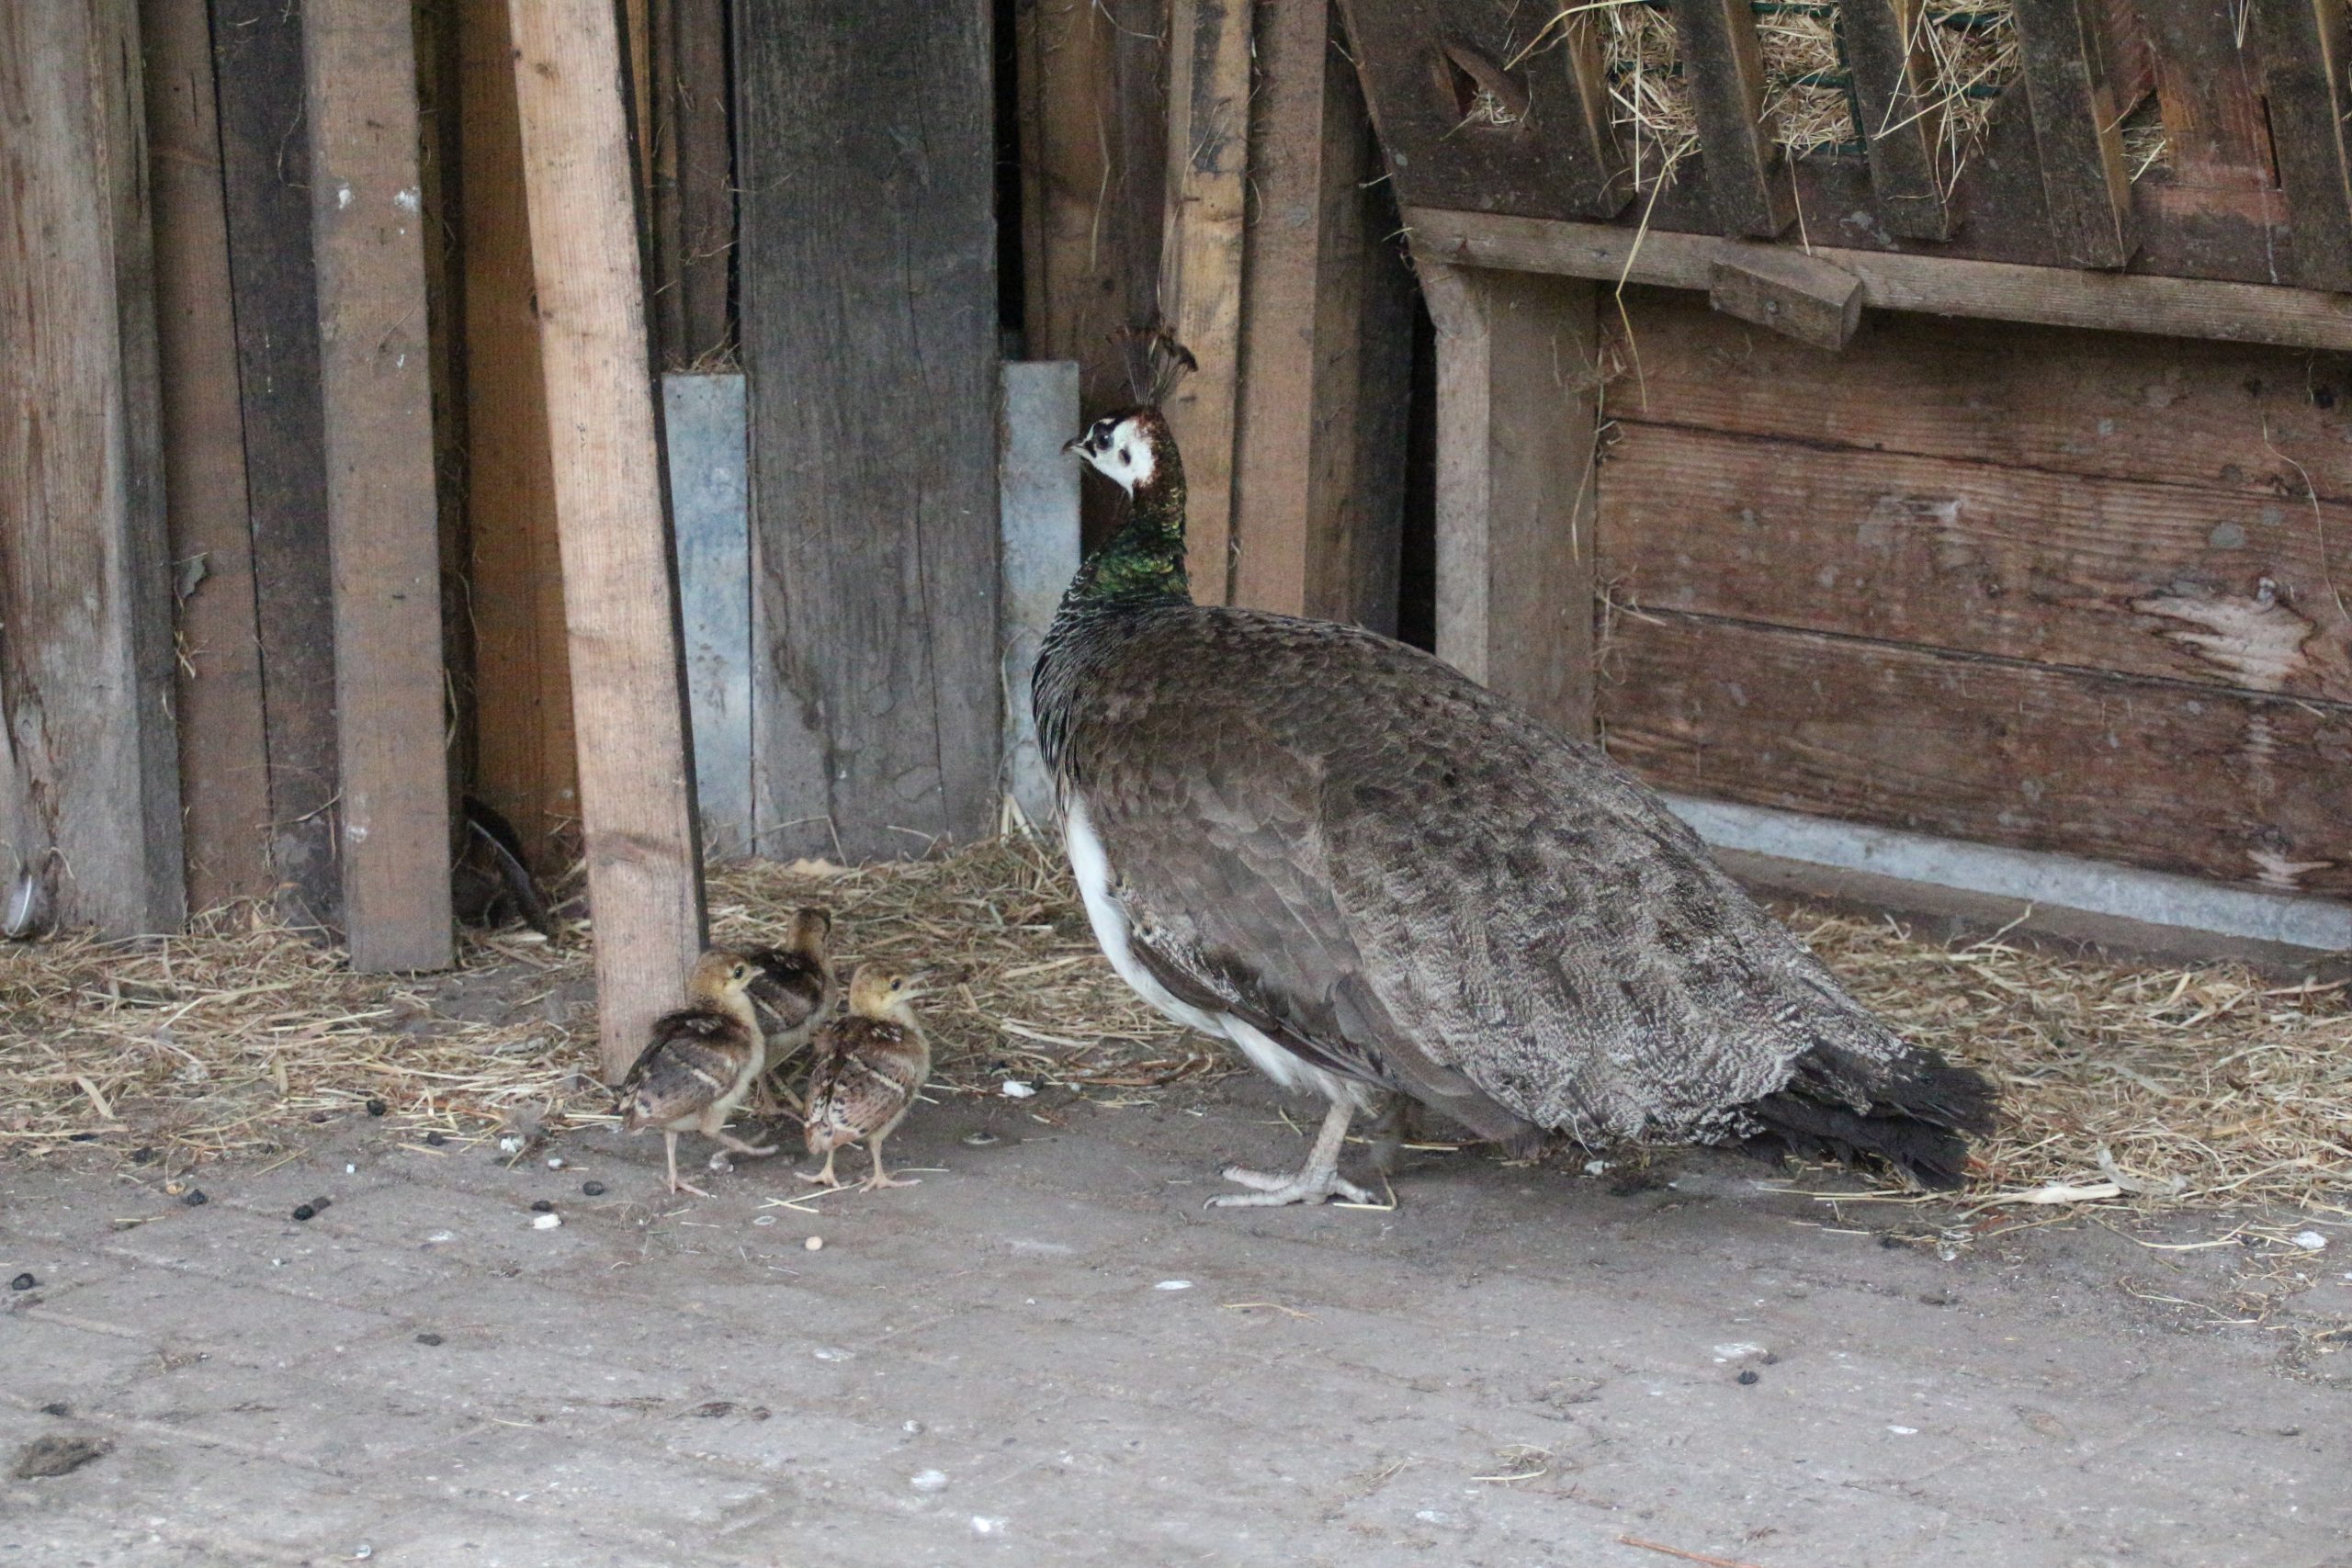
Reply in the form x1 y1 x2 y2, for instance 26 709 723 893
5 1066 2349 1568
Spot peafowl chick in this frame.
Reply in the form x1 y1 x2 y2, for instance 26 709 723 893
616 951 775 1197
744 908 835 1114
801 965 931 1191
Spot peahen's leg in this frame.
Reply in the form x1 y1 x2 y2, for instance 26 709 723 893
1211 1100 1374 1207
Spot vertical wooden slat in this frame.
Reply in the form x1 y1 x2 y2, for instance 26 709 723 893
0 0 186 934
664 372 752 861
2142 0 2278 190
737 0 1003 863
1840 0 1954 241
650 0 734 365
1664 0 1794 238
303 0 455 972
510 0 708 1077
1418 264 1601 738
1160 0 1252 604
459 0 579 875
2250 0 2352 293
142 0 274 909
2011 0 2136 268
210 0 343 930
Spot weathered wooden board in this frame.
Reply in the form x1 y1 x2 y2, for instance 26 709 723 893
1600 614 2352 897
143 0 274 910
1600 422 2352 702
736 0 1002 861
664 373 752 861
212 0 343 930
1666 0 1795 238
1407 208 2352 350
512 0 709 1077
2251 0 2352 293
304 0 456 972
649 0 733 365
1999 0 2136 266
0 0 185 935
1599 289 2352 502
1839 0 1951 241
2142 0 2277 194
1000 362 1083 828
1420 264 1600 738
1705 244 1861 349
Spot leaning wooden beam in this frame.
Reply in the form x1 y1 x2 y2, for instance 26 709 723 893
2249 0 2352 294
1405 207 2352 351
1663 0 1794 237
304 0 455 972
1417 264 1601 738
2010 0 2136 267
1160 0 1253 604
0 0 185 936
511 0 708 1077
1839 0 1953 240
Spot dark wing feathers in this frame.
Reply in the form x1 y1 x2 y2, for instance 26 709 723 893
1065 608 1950 1151
617 1005 754 1128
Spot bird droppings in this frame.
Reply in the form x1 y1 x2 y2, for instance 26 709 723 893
545 1156 565 1170
365 1099 387 1117
1154 1280 1193 1292
424 1230 455 1245
498 1134 525 1155
971 1516 1008 1536
2290 1231 2327 1251
1737 1370 1761 1386
1584 1159 1610 1177
910 1469 950 1493
1889 1426 1920 1436
581 1180 606 1197
530 1213 561 1231
424 1132 447 1147
354 1544 374 1561
1711 1342 1769 1362
292 1204 316 1222
10 1272 35 1291
962 1131 1001 1146
414 1333 444 1347
530 1199 554 1213
12 1435 110 1480
804 1235 824 1252
1000 1079 1036 1100
38 1403 70 1418
182 1189 208 1207
344 1162 356 1174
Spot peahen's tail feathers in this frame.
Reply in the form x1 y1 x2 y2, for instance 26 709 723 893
1751 1042 1997 1190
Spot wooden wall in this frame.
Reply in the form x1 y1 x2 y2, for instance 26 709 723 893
1594 289 2352 900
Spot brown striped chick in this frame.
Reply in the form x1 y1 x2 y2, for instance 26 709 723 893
801 965 931 1191
743 907 834 1116
616 951 774 1197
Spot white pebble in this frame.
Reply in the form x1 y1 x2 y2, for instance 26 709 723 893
354 1547 374 1562
1887 1425 1919 1436
1000 1080 1036 1100
1583 1159 1609 1177
804 1235 824 1252
1154 1280 1193 1292
910 1469 949 1493
424 1230 455 1245
344 1163 357 1175
1711 1342 1768 1362
531 1213 562 1231
970 1517 1008 1536
2290 1231 2328 1251
545 1156 565 1170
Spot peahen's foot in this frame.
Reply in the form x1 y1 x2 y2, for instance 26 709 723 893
1208 1163 1374 1207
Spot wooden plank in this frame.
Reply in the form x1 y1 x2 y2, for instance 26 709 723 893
1000 362 1083 828
142 0 274 910
1404 207 2352 350
304 0 456 972
1598 288 2352 503
0 0 185 935
2141 0 2277 193
459 0 578 876
211 0 342 930
1838 0 1952 240
2250 0 2352 293
1706 244 1862 349
1159 0 1252 604
2011 0 2136 267
663 372 752 861
511 0 708 1077
737 0 1003 862
650 0 734 365
1599 613 2352 897
1419 264 1600 736
1599 422 2352 701
1334 0 1630 221
1663 0 1793 237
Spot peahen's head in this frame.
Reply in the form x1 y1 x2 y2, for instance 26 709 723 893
1065 407 1181 499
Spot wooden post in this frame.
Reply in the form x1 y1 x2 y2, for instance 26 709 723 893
143 0 274 910
1418 264 1600 738
736 0 1003 863
1664 0 1794 238
0 0 185 935
211 0 343 931
303 0 456 972
510 0 707 1078
2011 0 2137 268
1160 0 1253 604
2250 0 2352 293
1840 0 1954 241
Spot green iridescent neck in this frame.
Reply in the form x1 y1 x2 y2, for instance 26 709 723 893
1075 451 1190 606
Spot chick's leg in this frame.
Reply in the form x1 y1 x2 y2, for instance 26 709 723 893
663 1131 712 1199
1211 1100 1374 1207
714 1130 779 1157
797 1147 842 1188
859 1132 920 1190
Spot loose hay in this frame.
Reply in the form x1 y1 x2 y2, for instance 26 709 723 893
2 839 2346 1213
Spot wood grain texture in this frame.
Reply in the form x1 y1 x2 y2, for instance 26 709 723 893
2249 0 2352 292
1705 244 1861 349
736 0 1002 861
1159 0 1252 604
511 0 708 1076
649 0 733 364
1600 422 2352 702
304 0 456 971
142 0 273 909
2141 0 2277 194
1405 207 2352 350
1419 264 1600 737
460 0 579 874
0 0 186 934
211 0 342 930
2011 0 2136 267
1663 0 1793 237
1597 288 2352 502
1838 0 1951 240
1231 0 1412 629
1600 613 2352 897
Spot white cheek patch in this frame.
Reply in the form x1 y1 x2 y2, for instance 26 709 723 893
1119 429 1156 489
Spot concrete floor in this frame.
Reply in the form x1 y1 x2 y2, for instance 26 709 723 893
5 1078 2348 1568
